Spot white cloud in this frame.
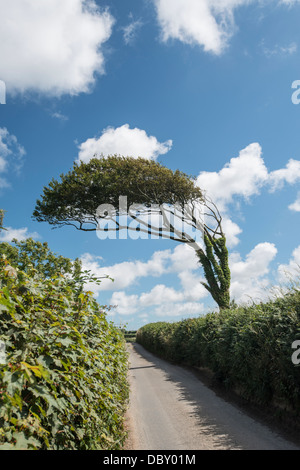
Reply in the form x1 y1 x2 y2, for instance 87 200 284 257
89 240 280 316
269 159 300 190
51 112 69 122
196 142 300 245
153 301 205 317
229 242 278 302
80 229 286 319
221 216 243 248
154 0 228 55
153 1 300 55
230 242 277 279
289 192 300 212
197 143 268 211
77 124 173 163
110 286 205 317
167 243 200 272
0 128 26 189
278 245 300 282
177 270 208 301
153 0 255 55
80 249 171 294
110 291 139 315
0 227 40 242
153 0 299 56
80 244 208 316
140 284 184 306
123 15 143 45
0 0 115 96
80 243 205 295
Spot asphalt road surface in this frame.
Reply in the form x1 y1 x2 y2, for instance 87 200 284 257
125 343 300 450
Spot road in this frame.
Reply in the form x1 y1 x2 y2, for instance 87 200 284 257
125 343 300 450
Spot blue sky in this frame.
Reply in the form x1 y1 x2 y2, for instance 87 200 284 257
1 0 300 330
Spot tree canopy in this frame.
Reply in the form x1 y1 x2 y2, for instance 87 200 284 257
33 155 230 310
33 156 203 232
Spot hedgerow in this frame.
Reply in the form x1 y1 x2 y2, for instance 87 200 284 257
0 254 129 450
136 288 300 416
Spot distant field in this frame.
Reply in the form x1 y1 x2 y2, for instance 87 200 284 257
124 330 137 343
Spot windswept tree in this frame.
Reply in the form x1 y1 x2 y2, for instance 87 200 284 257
33 155 231 310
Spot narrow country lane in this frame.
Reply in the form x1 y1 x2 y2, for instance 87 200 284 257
125 343 300 451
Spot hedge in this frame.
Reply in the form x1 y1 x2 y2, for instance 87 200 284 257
136 289 300 416
0 256 129 450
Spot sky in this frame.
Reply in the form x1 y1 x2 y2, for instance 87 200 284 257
0 0 300 330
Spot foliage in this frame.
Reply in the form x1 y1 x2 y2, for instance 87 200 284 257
0 238 82 278
136 288 300 415
0 255 129 450
32 155 203 231
197 234 230 310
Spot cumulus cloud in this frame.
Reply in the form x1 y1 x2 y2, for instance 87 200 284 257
153 0 257 54
197 142 300 208
0 128 26 189
140 284 184 306
221 217 243 248
177 270 208 301
110 291 139 315
197 142 300 245
153 0 300 54
167 243 199 272
81 245 203 297
153 301 205 318
80 234 281 316
80 243 208 316
110 285 205 316
289 192 300 212
0 227 40 242
278 245 300 282
154 0 231 55
197 143 268 212
0 0 115 96
269 159 300 190
98 240 280 316
77 124 173 163
229 242 278 303
80 249 171 294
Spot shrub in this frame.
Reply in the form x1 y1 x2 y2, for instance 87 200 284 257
136 289 300 415
0 255 129 450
